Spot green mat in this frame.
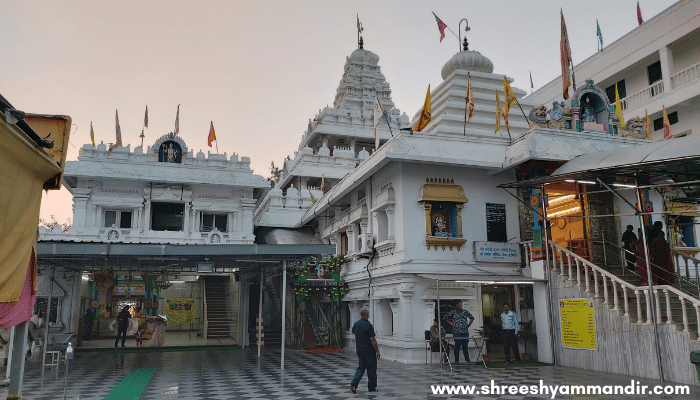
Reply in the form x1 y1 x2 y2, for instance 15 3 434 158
485 361 553 369
103 367 158 400
103 345 241 354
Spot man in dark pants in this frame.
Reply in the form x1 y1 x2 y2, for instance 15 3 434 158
445 302 474 364
501 303 521 365
621 225 638 271
350 308 380 393
115 306 131 348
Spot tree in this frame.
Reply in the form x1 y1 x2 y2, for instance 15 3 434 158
268 161 282 186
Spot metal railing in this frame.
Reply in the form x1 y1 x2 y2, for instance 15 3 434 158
202 282 208 338
307 298 330 347
546 241 700 337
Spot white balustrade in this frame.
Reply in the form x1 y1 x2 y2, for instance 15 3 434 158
621 81 664 111
603 275 609 305
576 260 581 287
635 290 643 323
671 61 700 89
664 289 673 324
613 280 619 311
681 297 689 332
623 286 629 316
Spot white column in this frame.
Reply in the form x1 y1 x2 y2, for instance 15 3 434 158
7 322 29 397
531 259 554 364
143 200 151 231
372 299 382 335
389 300 399 338
71 189 91 229
399 287 414 339
386 205 395 239
183 202 190 235
346 226 356 255
660 46 674 90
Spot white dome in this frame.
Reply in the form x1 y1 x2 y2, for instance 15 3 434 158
441 50 494 79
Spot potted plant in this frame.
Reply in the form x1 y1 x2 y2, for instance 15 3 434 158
518 320 537 362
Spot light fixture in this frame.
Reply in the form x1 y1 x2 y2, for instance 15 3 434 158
577 180 596 185
456 281 495 284
612 183 636 188
548 206 581 217
548 194 576 205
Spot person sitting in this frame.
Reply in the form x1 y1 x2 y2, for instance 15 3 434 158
429 319 449 365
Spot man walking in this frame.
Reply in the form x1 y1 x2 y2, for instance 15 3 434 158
115 305 131 348
621 225 638 271
350 308 380 394
445 302 474 364
501 303 521 365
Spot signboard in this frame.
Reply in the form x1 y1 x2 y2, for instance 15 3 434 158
292 279 341 288
165 298 197 324
197 262 214 273
486 203 507 242
559 298 597 350
474 241 520 263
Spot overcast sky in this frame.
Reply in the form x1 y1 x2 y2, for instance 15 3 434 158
1 0 677 223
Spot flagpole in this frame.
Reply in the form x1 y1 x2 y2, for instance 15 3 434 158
463 73 469 136
215 141 219 155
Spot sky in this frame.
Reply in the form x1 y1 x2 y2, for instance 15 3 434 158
1 0 678 224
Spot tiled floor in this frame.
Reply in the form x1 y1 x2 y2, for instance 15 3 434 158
2 348 699 399
80 331 237 349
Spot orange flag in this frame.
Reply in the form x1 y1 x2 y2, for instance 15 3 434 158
662 106 673 139
465 74 474 123
208 121 217 147
560 10 573 99
414 85 431 132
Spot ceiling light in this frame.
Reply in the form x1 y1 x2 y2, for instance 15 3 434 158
612 183 636 188
577 180 596 185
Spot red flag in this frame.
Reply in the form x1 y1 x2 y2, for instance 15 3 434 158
144 105 149 128
208 121 217 147
174 104 180 136
637 1 644 25
560 10 573 100
432 12 448 43
109 109 122 152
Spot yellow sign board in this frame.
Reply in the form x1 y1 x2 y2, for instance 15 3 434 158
165 298 197 324
559 298 597 350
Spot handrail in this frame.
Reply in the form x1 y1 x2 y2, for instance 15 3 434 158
621 80 664 112
598 238 700 297
671 247 700 287
548 241 700 337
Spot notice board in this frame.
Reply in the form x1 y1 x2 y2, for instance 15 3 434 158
559 298 597 350
486 203 507 242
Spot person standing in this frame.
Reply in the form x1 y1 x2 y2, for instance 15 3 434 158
115 306 131 348
501 303 521 365
350 308 380 394
621 225 638 271
445 302 474 364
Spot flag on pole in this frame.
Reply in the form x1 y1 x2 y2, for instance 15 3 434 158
662 106 673 139
495 90 504 133
530 71 534 90
90 122 95 147
644 109 651 140
465 74 474 123
373 93 385 149
144 105 149 128
615 83 625 127
596 19 603 50
309 190 317 204
414 85 431 132
432 12 448 42
208 121 217 147
174 104 180 135
109 110 122 152
637 1 644 25
504 77 516 131
357 14 363 34
560 10 573 99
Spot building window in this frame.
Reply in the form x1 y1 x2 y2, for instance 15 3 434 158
104 210 132 228
421 178 468 250
151 202 184 231
648 61 662 85
201 213 227 232
605 80 626 104
653 111 678 131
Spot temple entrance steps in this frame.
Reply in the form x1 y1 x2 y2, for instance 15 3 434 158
547 243 700 340
205 276 231 339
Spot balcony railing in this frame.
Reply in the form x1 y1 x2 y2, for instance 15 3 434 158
671 61 700 89
621 81 664 111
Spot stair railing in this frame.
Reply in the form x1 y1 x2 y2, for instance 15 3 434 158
599 238 700 298
670 248 700 289
547 241 700 338
307 298 330 347
203 281 208 338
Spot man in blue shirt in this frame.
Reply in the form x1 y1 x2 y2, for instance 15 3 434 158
445 302 474 363
501 303 521 365
350 308 380 393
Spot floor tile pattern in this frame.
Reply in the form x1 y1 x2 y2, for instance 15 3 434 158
2 348 699 399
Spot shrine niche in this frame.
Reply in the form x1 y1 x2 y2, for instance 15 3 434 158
570 79 618 134
420 178 468 250
153 133 188 163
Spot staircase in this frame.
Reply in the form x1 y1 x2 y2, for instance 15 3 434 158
205 276 230 339
529 241 700 384
306 298 330 348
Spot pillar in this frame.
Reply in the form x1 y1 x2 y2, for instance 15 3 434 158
386 205 395 239
399 283 415 339
7 322 29 397
71 189 91 229
659 46 674 90
183 202 190 235
531 259 554 363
